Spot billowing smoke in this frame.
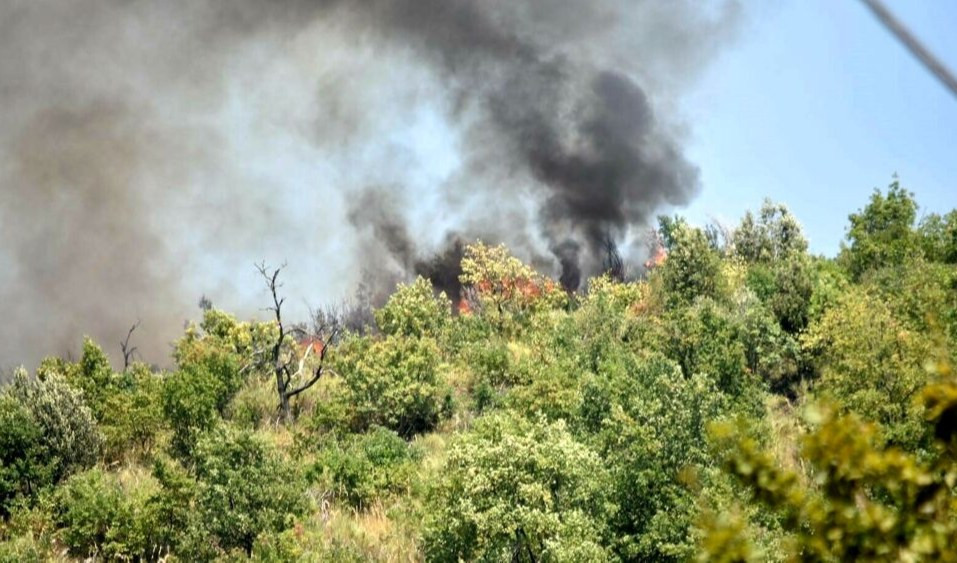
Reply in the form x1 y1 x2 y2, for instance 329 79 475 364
334 0 738 290
0 0 739 368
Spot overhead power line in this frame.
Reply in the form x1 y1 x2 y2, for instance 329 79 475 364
859 0 957 100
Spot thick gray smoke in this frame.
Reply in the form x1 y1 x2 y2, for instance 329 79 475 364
334 0 739 290
0 0 739 368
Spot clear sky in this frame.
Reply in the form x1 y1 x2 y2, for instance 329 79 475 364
682 0 957 255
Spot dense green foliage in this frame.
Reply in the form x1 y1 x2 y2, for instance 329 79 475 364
3 178 957 561
425 414 613 562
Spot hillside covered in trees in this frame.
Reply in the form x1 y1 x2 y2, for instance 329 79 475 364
3 180 957 562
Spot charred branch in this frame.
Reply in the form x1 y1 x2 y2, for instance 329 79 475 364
256 262 339 423
120 320 140 371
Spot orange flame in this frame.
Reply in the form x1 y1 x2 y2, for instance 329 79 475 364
644 245 668 270
298 336 325 355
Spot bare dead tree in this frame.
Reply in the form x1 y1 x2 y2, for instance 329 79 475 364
256 262 340 423
120 320 140 371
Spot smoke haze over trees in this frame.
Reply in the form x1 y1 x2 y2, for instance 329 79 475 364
0 0 741 367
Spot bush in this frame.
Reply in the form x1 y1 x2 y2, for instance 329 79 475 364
192 427 307 556
705 372 957 561
586 354 732 560
657 217 725 307
54 468 157 561
99 368 164 462
146 457 213 559
375 276 451 339
0 535 45 563
0 497 57 562
8 370 101 483
424 413 613 562
802 288 930 451
162 353 241 459
329 334 448 438
0 396 51 516
310 427 421 509
226 376 281 429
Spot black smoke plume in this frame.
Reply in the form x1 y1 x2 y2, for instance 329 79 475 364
0 0 739 367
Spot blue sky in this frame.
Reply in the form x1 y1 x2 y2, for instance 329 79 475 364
682 0 957 255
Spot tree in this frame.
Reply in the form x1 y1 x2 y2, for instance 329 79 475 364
731 200 808 264
119 320 141 371
8 370 101 484
191 427 306 556
840 179 921 279
257 263 340 424
584 354 735 560
656 216 725 307
0 396 52 516
917 210 957 264
324 333 446 438
162 353 238 460
662 299 760 402
99 365 163 462
703 369 957 561
374 276 450 339
56 338 116 420
425 414 614 562
459 242 567 322
802 288 931 451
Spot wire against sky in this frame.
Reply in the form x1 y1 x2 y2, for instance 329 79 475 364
859 0 957 100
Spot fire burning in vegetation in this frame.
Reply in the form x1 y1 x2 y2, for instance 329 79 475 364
0 0 740 367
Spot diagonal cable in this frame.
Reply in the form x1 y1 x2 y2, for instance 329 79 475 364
859 0 957 99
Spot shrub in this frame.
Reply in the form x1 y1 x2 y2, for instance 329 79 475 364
226 376 281 429
0 535 45 563
310 427 421 509
802 288 931 451
54 468 157 561
424 413 613 562
9 370 101 483
329 334 448 438
162 353 241 459
705 371 957 561
0 396 51 516
0 494 58 562
146 457 213 559
99 369 163 462
192 427 307 556
587 354 731 560
375 276 451 339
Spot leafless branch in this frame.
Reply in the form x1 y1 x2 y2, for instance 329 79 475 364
120 320 141 371
255 261 338 423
